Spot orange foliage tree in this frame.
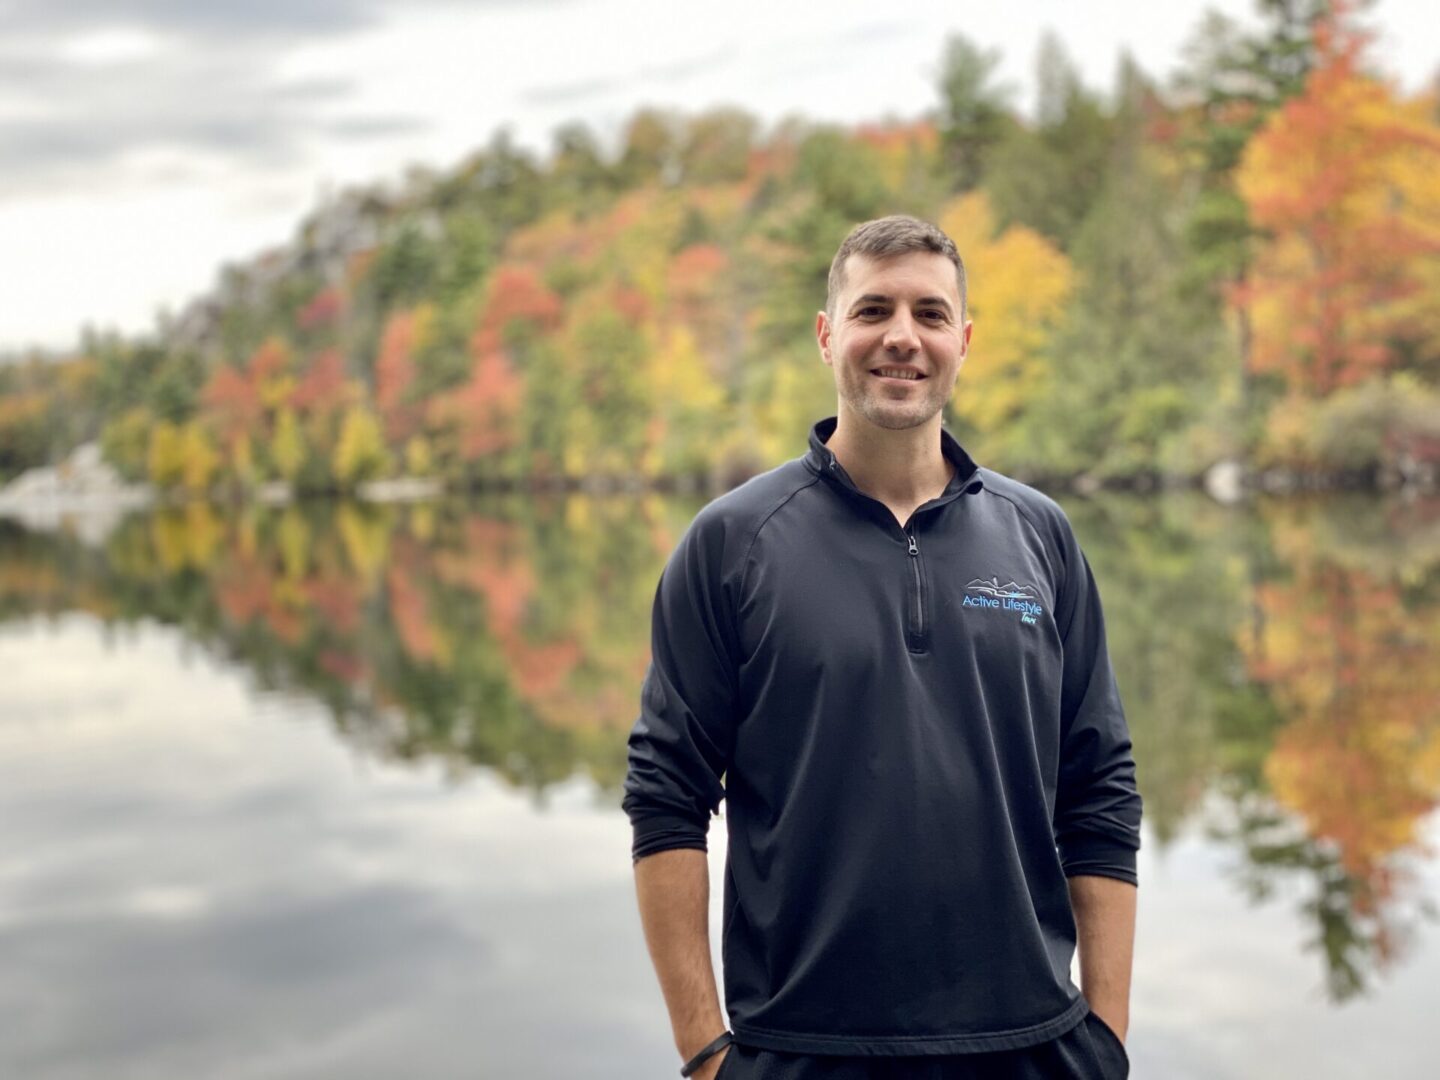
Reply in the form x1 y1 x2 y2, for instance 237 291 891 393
1234 4 1440 396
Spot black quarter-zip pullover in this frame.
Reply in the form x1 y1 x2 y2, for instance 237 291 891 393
623 417 1142 1056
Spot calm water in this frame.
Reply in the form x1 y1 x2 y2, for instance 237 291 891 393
1 493 1437 1078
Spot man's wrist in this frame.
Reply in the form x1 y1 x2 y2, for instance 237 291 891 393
1087 1001 1129 1043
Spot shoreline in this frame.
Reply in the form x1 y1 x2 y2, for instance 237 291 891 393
2 447 1436 524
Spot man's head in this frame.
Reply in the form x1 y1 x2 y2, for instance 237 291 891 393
817 215 972 434
825 215 966 324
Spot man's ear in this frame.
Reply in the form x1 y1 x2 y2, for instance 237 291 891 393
958 318 973 368
816 310 833 367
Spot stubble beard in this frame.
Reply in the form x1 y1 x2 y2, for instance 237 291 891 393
839 368 952 432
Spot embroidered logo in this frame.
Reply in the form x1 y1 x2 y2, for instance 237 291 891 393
963 576 1044 625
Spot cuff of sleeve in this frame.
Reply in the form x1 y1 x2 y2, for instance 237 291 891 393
631 811 710 862
1060 832 1138 886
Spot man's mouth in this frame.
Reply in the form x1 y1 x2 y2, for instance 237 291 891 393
871 368 924 382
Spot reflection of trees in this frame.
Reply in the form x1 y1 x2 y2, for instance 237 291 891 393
1230 497 1440 999
1065 494 1255 845
0 519 114 620
1213 787 1437 1003
1059 493 1440 1000
0 498 680 795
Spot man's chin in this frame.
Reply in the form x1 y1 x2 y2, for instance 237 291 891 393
854 401 940 431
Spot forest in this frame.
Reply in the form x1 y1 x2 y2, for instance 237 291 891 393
2 0 1438 494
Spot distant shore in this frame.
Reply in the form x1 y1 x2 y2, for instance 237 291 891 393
2 443 1435 529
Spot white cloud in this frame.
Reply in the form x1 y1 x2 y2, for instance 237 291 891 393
57 26 170 66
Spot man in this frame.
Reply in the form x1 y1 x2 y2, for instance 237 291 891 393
623 216 1141 1079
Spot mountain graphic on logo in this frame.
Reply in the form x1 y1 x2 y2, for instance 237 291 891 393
965 577 1039 600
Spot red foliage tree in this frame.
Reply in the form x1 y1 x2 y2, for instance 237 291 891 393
298 286 345 331
472 266 562 354
291 349 349 416
375 310 422 442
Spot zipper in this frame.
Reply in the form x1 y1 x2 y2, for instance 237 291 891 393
825 450 937 652
906 530 926 652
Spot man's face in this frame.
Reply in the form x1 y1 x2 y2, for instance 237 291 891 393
816 251 972 433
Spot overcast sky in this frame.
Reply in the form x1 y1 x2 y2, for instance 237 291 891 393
1 0 1435 352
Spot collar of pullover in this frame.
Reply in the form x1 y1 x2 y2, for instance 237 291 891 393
804 417 984 509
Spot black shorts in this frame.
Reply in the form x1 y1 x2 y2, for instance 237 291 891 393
714 1012 1129 1080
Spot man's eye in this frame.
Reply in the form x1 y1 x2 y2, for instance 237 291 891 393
920 310 946 322
857 307 886 317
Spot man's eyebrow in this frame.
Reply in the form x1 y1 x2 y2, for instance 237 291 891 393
849 293 955 313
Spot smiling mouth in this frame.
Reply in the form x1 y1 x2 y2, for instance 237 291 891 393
871 368 925 381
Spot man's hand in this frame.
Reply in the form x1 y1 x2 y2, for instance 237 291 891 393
1067 874 1137 1042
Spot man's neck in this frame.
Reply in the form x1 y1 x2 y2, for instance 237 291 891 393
825 413 954 511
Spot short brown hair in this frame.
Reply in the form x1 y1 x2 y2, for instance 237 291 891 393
825 215 967 321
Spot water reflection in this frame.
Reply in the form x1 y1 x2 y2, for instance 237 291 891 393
0 496 698 794
1227 498 1440 1001
1079 494 1440 1002
1 492 1438 1002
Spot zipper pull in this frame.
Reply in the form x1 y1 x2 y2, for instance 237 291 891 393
907 534 918 556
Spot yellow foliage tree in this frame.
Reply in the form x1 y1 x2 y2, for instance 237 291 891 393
938 192 1073 443
333 405 388 488
748 344 833 468
404 434 434 477
146 421 186 489
180 421 219 493
644 325 728 477
271 407 307 483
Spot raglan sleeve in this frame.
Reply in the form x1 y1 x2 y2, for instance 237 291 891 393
621 508 743 862
1050 511 1143 886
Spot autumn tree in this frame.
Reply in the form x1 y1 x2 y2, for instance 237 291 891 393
263 410 304 484
1234 4 1440 397
939 192 1072 455
643 325 728 478
332 406 389 488
374 309 428 444
428 347 525 472
1174 0 1331 408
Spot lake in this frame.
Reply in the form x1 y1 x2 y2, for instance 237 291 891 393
1 492 1436 1078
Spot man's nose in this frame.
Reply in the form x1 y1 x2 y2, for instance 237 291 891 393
883 312 920 354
